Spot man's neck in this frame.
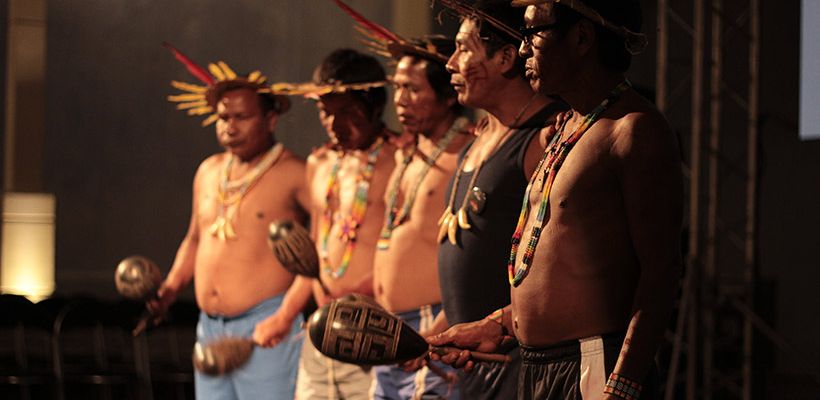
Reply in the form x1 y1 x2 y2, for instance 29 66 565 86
483 78 549 128
233 139 276 166
419 112 458 144
560 68 626 115
343 123 384 153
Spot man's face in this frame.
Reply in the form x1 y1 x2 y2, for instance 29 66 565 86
316 93 377 150
215 88 277 161
446 18 498 108
393 56 453 136
519 4 565 95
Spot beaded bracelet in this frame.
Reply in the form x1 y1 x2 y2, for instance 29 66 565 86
485 308 510 336
604 372 642 399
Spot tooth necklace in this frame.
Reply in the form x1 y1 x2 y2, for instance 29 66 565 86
437 95 536 245
377 117 468 250
209 142 284 240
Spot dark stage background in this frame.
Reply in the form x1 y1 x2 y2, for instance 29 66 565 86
2 0 816 397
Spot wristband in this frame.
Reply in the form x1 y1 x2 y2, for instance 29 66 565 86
485 308 510 336
604 372 642 399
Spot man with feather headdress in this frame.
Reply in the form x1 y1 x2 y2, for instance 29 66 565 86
151 44 310 400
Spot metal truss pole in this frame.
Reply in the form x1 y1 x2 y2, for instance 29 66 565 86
743 0 760 398
704 0 722 398
658 0 705 398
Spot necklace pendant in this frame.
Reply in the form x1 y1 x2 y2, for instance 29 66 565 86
208 216 236 240
209 217 224 239
468 186 487 214
456 208 471 230
437 209 452 243
447 212 459 245
437 206 452 226
339 217 359 242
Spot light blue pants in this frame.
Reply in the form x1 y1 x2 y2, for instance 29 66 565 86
372 304 460 400
195 294 303 400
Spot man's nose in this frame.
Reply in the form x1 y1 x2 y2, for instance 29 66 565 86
223 118 238 135
445 52 458 74
395 89 409 106
518 40 533 58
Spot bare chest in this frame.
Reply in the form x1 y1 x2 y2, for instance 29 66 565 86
527 130 618 224
312 153 391 213
198 168 295 226
390 152 458 212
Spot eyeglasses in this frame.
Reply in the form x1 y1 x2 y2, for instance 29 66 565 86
519 23 559 46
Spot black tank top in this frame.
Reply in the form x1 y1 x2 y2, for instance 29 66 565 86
438 104 562 325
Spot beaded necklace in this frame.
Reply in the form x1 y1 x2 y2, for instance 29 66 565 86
209 142 285 240
508 81 630 286
319 136 385 279
438 95 536 245
377 117 468 250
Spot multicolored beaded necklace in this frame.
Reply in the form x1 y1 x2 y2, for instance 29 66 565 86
438 95 536 246
507 81 631 286
319 136 385 279
377 117 468 250
209 142 285 240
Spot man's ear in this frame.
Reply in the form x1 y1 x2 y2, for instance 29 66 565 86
496 44 519 76
575 19 596 58
266 111 279 133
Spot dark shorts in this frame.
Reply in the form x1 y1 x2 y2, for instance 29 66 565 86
457 343 520 400
518 332 659 400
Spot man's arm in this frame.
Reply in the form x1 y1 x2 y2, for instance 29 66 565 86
253 274 314 347
426 304 514 372
609 112 683 385
148 163 205 314
252 153 318 347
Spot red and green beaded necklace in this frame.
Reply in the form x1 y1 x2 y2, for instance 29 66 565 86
508 81 631 286
377 117 467 250
319 136 385 279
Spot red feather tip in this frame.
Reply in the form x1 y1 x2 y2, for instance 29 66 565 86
162 42 215 86
332 0 403 44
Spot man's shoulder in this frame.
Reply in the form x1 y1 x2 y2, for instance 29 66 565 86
272 149 306 176
608 95 679 161
196 153 226 175
308 145 334 163
610 93 673 138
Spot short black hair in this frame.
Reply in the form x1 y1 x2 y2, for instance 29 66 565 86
553 0 642 72
467 0 527 78
403 37 463 115
313 48 387 119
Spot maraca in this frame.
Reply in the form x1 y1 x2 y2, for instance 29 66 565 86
192 337 255 376
268 219 329 293
115 255 161 300
306 295 511 365
191 332 305 376
114 255 164 336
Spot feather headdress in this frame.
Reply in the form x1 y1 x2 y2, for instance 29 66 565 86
332 0 453 65
263 80 389 100
434 0 524 42
510 0 647 55
164 42 290 127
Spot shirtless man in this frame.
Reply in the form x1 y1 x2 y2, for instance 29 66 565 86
368 36 473 400
435 1 566 398
297 48 397 400
430 1 683 399
152 65 310 400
